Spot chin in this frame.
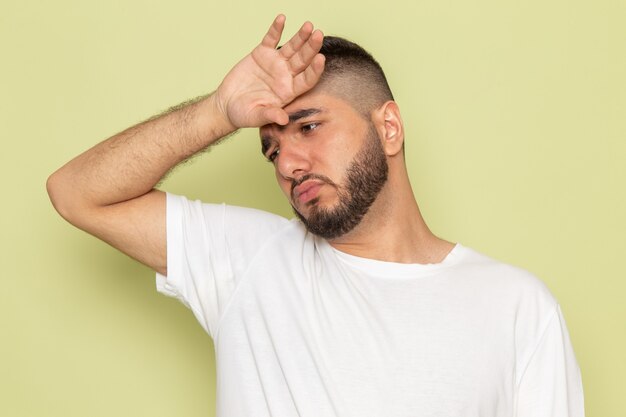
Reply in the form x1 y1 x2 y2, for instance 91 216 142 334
296 196 332 218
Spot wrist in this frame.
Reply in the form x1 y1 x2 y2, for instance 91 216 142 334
203 91 238 138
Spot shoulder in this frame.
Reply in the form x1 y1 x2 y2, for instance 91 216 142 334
224 204 291 228
167 192 290 230
454 244 558 309
455 244 562 351
165 193 302 261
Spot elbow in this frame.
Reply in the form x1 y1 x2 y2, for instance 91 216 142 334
46 170 77 223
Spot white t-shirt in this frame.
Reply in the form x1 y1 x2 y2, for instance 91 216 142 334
156 193 585 417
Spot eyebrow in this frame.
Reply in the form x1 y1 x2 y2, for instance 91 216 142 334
260 108 323 156
288 108 322 123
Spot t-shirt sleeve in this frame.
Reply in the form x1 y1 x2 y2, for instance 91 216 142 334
515 304 585 417
155 192 288 339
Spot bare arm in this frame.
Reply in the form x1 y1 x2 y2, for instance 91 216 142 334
46 15 325 276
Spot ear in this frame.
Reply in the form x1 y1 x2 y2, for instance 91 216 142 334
371 101 404 157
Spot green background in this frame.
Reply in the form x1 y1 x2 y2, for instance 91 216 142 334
2 0 624 415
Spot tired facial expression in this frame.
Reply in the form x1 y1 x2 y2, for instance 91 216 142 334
259 91 388 239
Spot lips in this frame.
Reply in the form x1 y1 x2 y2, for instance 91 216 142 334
293 180 324 205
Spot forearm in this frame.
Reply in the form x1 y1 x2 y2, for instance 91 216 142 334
47 93 234 218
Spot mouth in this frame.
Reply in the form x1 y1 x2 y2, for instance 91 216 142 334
293 180 324 205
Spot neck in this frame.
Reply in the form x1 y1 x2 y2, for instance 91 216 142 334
328 167 455 264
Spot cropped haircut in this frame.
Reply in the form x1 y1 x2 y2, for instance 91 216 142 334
317 36 394 117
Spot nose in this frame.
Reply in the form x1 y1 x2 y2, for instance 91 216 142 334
275 141 312 181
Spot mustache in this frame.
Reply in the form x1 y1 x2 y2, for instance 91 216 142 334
290 174 337 201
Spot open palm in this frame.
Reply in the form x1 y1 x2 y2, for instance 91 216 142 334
215 15 325 129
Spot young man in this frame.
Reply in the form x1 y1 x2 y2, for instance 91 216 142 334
47 15 584 417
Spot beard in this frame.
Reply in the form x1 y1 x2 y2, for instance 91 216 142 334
292 125 389 240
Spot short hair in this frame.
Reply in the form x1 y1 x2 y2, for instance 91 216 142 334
317 36 394 117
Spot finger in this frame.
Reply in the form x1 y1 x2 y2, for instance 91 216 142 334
293 53 326 96
278 21 314 59
261 14 286 48
288 29 324 74
263 107 289 126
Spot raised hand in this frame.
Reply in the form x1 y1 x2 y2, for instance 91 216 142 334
214 15 325 129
